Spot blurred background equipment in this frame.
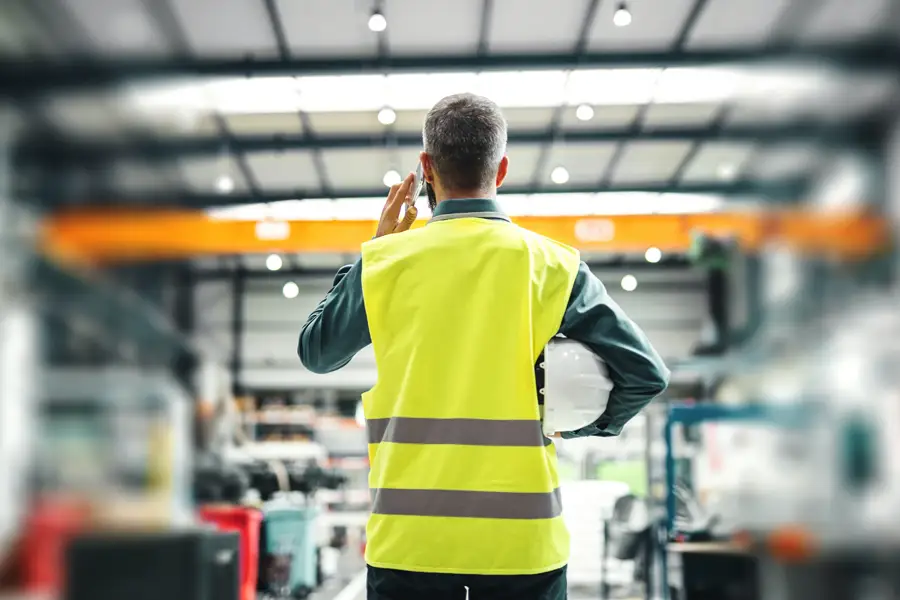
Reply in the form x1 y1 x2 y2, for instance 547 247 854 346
0 0 899 599
64 529 240 600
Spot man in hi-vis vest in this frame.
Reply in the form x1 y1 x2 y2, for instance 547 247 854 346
299 93 669 600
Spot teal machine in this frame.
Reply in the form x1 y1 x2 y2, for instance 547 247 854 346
259 501 321 598
251 461 346 599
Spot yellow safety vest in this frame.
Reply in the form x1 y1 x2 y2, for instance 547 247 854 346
360 214 581 575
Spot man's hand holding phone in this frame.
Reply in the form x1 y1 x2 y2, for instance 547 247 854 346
375 171 420 238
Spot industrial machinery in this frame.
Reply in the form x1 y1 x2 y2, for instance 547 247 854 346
658 220 900 600
200 440 347 599
37 368 195 528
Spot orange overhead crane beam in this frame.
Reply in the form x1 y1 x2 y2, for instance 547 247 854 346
39 209 891 265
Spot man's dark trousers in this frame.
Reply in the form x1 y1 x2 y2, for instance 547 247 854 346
367 565 567 600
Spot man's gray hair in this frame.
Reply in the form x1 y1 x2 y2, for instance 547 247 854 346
422 93 508 191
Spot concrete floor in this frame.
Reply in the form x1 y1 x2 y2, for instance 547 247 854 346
311 562 633 600
314 579 614 600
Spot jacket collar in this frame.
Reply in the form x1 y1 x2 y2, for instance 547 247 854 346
428 198 511 224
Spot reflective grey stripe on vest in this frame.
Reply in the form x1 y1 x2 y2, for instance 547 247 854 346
371 487 562 520
428 211 511 224
367 417 550 447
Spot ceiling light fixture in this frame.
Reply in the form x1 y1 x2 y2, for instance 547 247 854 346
174 110 198 132
645 247 662 264
550 166 570 185
377 107 397 125
383 169 402 187
717 164 738 181
282 281 300 299
215 174 235 194
368 10 387 32
266 254 283 271
613 3 632 27
575 104 594 121
621 274 638 292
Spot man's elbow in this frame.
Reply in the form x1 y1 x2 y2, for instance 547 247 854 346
624 362 670 402
300 355 332 375
650 363 671 396
297 334 332 375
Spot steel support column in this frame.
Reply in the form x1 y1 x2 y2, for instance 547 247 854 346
172 264 197 395
229 267 245 397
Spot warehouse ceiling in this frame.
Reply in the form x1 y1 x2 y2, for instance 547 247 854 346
3 0 899 216
8 0 895 381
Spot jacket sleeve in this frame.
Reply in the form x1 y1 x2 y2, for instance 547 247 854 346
297 258 372 374
556 262 670 438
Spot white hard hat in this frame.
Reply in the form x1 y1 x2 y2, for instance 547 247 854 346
541 337 613 436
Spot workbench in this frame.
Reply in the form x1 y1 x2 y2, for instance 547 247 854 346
666 542 758 600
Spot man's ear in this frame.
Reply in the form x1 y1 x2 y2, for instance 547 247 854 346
496 155 509 188
420 151 435 183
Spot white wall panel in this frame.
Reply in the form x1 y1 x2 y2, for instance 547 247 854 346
239 328 700 391
194 280 233 325
242 364 375 391
243 282 330 321
192 281 234 361
63 0 172 56
194 267 707 390
196 328 234 364
170 0 278 56
488 0 591 52
384 0 482 55
276 0 378 57
686 0 792 48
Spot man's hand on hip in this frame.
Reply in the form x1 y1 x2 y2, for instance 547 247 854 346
375 172 418 238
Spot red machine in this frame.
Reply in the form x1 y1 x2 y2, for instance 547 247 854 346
198 505 263 600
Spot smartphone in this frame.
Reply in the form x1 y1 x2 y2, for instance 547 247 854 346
397 163 424 230
409 162 425 208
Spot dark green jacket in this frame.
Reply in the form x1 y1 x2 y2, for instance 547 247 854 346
298 199 669 438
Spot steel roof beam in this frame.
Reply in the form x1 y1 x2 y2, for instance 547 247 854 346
32 177 807 210
16 122 864 163
0 43 897 95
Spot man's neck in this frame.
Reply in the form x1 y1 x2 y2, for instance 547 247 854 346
435 190 495 204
